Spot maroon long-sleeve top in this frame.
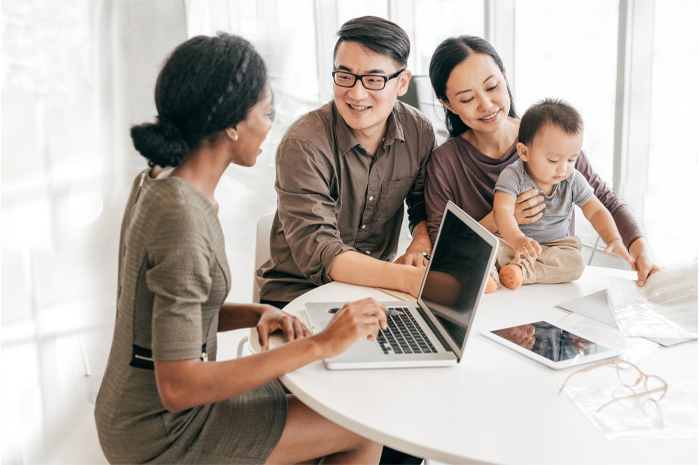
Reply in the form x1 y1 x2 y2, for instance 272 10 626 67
425 136 644 248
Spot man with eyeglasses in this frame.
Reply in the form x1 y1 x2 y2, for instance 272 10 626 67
257 16 435 312
256 15 432 465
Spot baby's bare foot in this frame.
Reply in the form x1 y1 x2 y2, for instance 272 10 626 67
485 276 498 293
499 265 523 290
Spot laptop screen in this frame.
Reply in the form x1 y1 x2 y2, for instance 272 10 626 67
420 208 494 350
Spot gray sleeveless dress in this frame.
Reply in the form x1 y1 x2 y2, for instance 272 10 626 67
95 170 287 464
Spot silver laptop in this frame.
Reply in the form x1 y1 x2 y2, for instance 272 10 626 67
305 202 499 369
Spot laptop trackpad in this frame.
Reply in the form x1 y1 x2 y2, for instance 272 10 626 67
317 320 386 357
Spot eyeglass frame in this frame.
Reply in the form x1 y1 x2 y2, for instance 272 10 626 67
331 69 406 91
558 358 668 412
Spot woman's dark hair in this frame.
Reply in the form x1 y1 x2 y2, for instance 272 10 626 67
334 16 410 67
429 35 517 138
519 98 583 146
131 32 267 167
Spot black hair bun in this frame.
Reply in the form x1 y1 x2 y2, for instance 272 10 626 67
130 116 189 167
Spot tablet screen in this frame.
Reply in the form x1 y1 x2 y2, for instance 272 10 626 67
490 321 610 362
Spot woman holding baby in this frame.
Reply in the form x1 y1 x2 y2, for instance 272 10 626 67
425 35 660 289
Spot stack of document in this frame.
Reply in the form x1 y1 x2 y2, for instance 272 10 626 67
606 262 697 340
556 262 697 348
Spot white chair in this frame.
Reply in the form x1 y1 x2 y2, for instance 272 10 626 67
239 213 275 358
252 213 275 303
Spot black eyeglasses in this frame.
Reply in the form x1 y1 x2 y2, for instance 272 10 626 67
332 69 405 90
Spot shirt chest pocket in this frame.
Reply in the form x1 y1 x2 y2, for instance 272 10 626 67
378 177 414 220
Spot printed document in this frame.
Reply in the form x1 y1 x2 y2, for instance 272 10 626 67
606 262 698 339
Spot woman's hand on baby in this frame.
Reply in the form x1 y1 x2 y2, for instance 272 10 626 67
514 189 546 225
257 305 312 351
314 298 388 359
512 236 542 262
604 239 636 270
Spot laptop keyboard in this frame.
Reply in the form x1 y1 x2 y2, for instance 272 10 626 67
376 308 438 355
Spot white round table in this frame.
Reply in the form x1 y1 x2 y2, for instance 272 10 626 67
250 266 697 464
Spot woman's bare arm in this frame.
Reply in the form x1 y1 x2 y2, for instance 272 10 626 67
154 299 387 412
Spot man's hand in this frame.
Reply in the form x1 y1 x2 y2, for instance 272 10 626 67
394 220 431 267
399 265 428 298
512 236 542 262
394 251 428 267
257 305 312 351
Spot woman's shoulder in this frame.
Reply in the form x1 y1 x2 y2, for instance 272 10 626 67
139 174 218 230
431 135 518 166
430 136 469 163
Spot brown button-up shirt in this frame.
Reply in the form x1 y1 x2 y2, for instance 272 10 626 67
256 100 436 303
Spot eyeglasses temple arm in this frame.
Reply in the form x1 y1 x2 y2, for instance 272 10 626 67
596 386 667 413
558 359 620 394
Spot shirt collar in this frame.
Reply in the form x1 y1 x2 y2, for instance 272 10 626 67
332 100 406 155
384 102 405 146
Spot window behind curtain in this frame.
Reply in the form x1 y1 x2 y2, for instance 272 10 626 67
514 0 619 186
645 0 698 264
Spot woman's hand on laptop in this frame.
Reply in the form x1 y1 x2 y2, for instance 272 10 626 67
314 298 388 359
257 305 312 351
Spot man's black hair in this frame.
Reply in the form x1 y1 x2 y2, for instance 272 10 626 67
333 16 410 67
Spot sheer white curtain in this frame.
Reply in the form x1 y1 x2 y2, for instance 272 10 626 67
1 3 190 461
2 0 189 195
93 0 188 187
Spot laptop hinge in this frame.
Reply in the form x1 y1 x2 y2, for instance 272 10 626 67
413 304 454 357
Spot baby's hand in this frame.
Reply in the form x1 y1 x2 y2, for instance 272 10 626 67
604 239 635 269
512 236 542 262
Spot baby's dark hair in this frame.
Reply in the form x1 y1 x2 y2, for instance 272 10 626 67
518 98 583 146
130 33 267 167
334 16 410 67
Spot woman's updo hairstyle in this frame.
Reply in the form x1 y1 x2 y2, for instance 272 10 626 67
131 32 267 167
429 35 517 138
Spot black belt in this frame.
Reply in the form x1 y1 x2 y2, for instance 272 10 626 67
130 343 208 370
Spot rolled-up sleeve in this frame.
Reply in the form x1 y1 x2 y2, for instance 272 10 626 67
575 150 644 249
275 138 354 285
405 120 436 232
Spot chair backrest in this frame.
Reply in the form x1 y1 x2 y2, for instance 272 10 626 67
252 213 275 303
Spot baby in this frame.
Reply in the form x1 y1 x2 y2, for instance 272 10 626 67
491 98 634 290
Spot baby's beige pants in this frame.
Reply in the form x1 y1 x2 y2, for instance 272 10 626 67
490 235 585 286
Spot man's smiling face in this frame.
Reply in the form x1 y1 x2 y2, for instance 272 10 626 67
333 41 409 139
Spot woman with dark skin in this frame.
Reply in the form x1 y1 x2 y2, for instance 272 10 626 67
425 36 660 287
95 33 384 464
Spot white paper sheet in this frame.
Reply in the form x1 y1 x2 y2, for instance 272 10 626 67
556 313 658 366
606 262 698 339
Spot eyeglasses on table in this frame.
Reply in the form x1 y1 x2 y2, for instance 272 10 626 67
559 358 668 413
